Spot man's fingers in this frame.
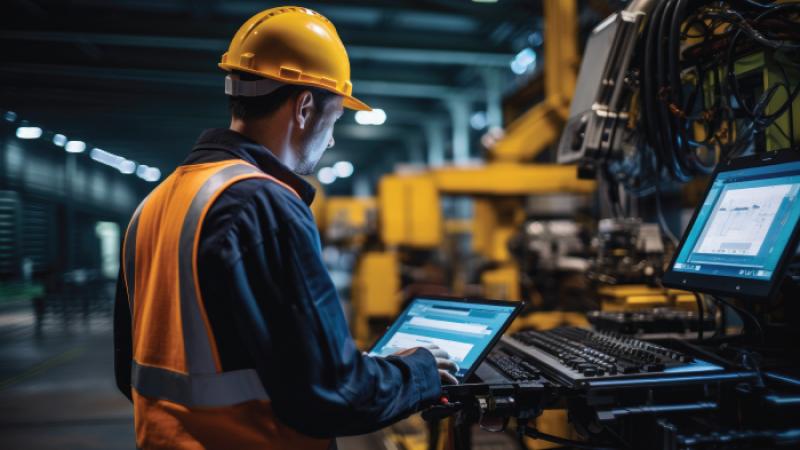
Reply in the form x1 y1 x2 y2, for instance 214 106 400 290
439 370 459 385
435 357 459 374
428 348 450 360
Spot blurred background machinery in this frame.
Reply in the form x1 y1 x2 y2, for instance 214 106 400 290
1 0 799 449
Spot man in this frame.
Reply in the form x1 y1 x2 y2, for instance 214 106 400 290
114 7 457 450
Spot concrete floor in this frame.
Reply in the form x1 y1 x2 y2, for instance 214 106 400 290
0 298 395 449
0 298 519 450
0 300 133 450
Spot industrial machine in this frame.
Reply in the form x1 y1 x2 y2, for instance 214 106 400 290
321 0 799 448
429 151 800 450
417 1 800 449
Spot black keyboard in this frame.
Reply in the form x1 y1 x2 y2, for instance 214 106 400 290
485 348 542 382
501 327 722 385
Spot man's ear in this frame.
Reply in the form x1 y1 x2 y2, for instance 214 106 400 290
294 90 315 130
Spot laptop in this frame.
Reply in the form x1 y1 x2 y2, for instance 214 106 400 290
368 296 523 383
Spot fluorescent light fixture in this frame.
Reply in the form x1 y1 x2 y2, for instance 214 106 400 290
528 31 543 47
318 167 337 185
53 134 67 147
136 164 149 178
333 161 354 178
137 165 161 182
470 111 488 130
355 108 387 126
91 147 125 168
472 0 498 2
65 140 87 153
510 48 537 75
118 159 136 174
136 165 161 182
16 126 42 139
145 167 161 182
4 111 17 123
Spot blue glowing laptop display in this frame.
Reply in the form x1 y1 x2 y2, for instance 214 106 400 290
369 297 521 381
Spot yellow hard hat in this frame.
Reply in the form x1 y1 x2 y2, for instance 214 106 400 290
219 6 371 111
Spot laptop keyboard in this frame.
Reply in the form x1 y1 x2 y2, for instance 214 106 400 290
486 348 542 381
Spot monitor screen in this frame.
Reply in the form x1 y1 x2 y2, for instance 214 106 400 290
369 298 518 380
665 156 800 298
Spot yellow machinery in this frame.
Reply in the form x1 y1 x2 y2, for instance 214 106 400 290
491 0 579 162
348 0 601 447
352 165 595 346
430 164 594 309
598 285 698 312
323 196 376 244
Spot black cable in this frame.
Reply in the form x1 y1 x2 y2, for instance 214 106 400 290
713 295 765 344
658 0 689 181
775 60 795 144
709 7 800 50
669 0 694 170
736 0 778 9
654 178 679 246
725 4 800 123
719 4 800 155
521 425 618 450
694 292 704 340
642 0 668 175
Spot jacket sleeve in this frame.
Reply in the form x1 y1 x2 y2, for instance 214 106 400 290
113 270 133 402
224 190 442 438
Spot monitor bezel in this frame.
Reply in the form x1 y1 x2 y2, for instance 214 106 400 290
663 151 800 300
368 295 524 382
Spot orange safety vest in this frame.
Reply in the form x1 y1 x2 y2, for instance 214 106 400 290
122 160 331 450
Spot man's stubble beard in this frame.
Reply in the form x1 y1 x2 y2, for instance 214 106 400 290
293 115 326 176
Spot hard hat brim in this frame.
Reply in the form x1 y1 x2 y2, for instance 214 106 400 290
343 95 372 111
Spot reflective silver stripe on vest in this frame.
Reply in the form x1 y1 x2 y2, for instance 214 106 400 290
132 361 269 407
123 198 147 314
178 164 265 374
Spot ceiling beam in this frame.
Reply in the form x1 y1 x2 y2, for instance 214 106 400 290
0 63 483 101
0 31 514 67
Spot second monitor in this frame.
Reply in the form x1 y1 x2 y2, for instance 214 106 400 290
663 151 800 299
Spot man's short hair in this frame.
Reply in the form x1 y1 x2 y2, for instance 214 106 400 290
228 72 338 120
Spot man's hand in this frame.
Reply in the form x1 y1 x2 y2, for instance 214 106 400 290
393 345 459 385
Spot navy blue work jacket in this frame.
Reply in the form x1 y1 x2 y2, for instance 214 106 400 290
114 128 441 438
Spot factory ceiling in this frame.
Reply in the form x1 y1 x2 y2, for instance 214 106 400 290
1 0 607 194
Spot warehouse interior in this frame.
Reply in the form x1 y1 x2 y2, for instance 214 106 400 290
1 0 799 449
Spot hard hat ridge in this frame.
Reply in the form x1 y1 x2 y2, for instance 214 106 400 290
219 6 371 111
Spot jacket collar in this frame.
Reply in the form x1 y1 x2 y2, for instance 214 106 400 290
187 128 316 205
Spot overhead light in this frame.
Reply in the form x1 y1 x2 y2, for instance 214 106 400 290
53 134 67 147
472 0 498 2
510 48 537 75
318 167 337 185
528 31 543 47
5 111 17 123
65 140 87 153
118 159 136 174
470 111 488 130
333 161 354 178
146 167 161 182
16 126 42 139
136 164 149 178
355 108 387 126
137 165 161 182
91 147 125 168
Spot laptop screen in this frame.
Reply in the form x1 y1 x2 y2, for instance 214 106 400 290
368 297 518 380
